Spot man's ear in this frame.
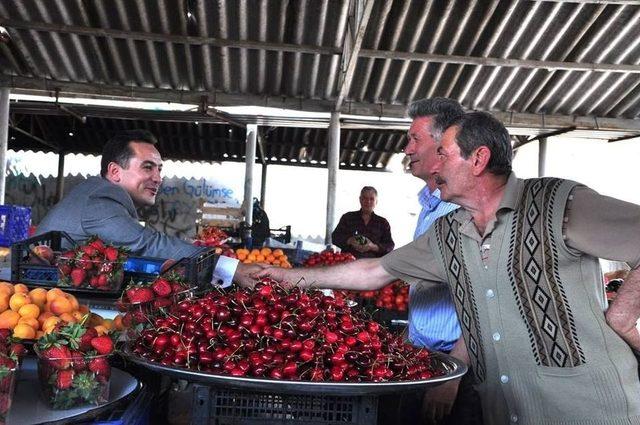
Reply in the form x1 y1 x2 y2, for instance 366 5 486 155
105 162 121 182
471 146 491 175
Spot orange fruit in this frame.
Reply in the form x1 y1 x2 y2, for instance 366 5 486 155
260 247 272 256
273 249 284 258
0 283 13 297
250 249 260 257
236 252 247 261
0 310 20 329
35 330 44 339
29 288 48 309
113 315 124 330
12 323 36 339
46 288 65 304
243 259 253 264
67 295 80 312
49 297 73 315
266 255 276 263
13 283 29 294
59 312 76 324
18 303 40 320
38 311 54 327
18 317 39 330
42 316 61 333
9 293 31 312
247 254 257 262
72 311 86 322
256 254 266 263
0 294 9 313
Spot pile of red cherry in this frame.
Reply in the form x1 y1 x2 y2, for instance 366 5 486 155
129 278 442 382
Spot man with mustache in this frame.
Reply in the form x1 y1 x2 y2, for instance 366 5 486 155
37 130 254 286
254 111 640 425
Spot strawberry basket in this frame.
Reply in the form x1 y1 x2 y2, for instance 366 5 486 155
0 355 17 424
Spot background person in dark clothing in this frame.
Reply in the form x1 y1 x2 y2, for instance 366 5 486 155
331 186 394 258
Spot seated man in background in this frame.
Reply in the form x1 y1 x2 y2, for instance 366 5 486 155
331 186 394 258
36 129 254 286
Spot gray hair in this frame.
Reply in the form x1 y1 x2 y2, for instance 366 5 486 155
360 186 378 196
452 111 512 176
408 98 465 141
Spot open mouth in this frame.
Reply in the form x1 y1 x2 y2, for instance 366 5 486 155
146 188 158 196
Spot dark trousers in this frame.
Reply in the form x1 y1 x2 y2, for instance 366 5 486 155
378 369 483 425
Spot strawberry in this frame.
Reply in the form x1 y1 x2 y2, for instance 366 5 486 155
9 342 25 358
171 282 186 294
88 356 110 378
56 369 74 389
70 268 86 287
88 238 106 252
104 246 119 262
70 350 87 371
125 286 154 304
151 278 172 297
153 297 172 309
81 245 98 257
41 346 72 370
0 394 9 414
0 330 10 340
78 327 98 352
78 254 94 270
90 336 113 355
97 274 108 288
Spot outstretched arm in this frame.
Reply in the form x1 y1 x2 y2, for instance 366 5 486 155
250 258 396 291
606 267 640 352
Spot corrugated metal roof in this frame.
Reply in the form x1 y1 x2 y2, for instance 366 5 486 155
1 0 640 165
8 101 405 170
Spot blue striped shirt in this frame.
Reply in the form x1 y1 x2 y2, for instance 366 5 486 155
409 186 461 351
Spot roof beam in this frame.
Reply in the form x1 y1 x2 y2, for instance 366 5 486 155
3 18 640 75
4 75 640 133
358 49 640 74
0 19 341 56
9 123 58 150
334 0 374 112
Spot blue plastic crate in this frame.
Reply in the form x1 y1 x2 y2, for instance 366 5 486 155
0 205 31 247
124 257 165 275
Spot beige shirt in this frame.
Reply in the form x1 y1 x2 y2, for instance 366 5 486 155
382 174 640 425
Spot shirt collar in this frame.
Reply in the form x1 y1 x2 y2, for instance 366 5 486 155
417 185 442 212
449 172 520 225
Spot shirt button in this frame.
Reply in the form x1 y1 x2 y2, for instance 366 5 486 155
492 332 501 341
500 375 509 383
486 289 495 298
510 414 518 423
484 265 488 270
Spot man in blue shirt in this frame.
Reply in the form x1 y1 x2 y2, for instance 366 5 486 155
403 98 481 424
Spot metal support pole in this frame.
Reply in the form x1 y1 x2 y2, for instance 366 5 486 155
243 124 257 246
56 152 65 202
325 111 340 245
260 163 267 210
0 88 10 205
538 137 547 177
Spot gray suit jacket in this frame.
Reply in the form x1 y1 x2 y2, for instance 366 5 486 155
36 177 202 259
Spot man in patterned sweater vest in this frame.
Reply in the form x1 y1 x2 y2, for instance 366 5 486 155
255 110 640 425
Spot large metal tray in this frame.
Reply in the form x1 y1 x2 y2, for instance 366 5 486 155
121 347 467 396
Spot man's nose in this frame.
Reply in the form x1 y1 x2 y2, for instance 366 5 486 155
403 139 415 154
430 158 442 174
152 169 162 183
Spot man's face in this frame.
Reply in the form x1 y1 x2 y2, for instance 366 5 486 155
359 190 377 214
111 142 163 207
404 116 440 183
431 126 473 202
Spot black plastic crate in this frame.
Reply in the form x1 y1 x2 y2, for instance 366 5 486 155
192 385 378 425
168 249 218 289
11 230 77 286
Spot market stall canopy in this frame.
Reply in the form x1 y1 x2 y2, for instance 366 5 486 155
2 0 640 159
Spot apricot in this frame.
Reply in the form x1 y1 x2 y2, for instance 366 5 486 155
37 311 54 328
59 312 76 324
0 294 9 313
13 284 28 294
29 288 48 309
94 325 108 336
30 245 54 265
18 303 40 320
9 293 31 312
46 288 65 304
0 282 13 296
13 323 36 339
49 297 73 315
0 310 20 329
18 317 39 330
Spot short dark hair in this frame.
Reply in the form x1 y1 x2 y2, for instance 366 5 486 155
100 130 158 177
360 186 378 196
452 111 512 176
408 98 465 141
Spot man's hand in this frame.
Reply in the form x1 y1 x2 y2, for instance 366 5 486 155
233 262 269 288
605 266 640 352
362 238 378 253
421 378 460 424
252 265 299 288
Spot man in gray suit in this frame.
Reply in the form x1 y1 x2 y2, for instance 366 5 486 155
37 129 251 285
